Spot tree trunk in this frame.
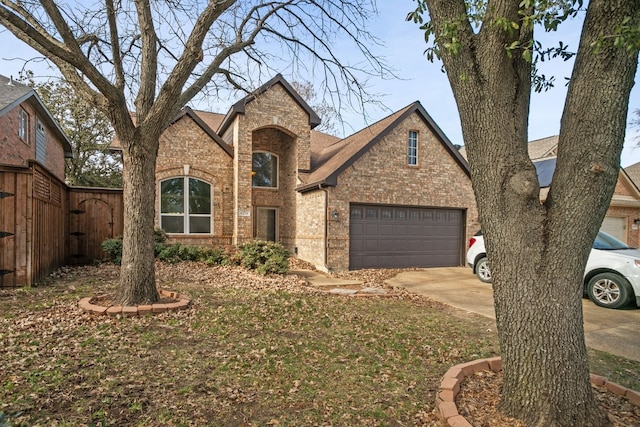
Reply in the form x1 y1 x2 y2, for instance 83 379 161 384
115 132 160 305
423 0 639 425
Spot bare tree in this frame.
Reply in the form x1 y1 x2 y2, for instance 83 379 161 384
409 0 639 425
633 108 640 143
0 0 389 305
28 77 122 188
291 80 341 135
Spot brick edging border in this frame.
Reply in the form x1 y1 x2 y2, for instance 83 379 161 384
78 290 190 316
436 356 640 427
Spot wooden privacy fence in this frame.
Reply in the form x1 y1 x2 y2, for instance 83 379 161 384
67 187 124 265
0 162 123 287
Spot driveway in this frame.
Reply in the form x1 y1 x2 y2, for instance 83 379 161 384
385 267 640 362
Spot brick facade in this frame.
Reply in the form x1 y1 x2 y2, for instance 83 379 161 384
605 174 640 247
302 112 478 271
228 83 312 247
0 101 67 181
151 76 478 270
155 114 234 246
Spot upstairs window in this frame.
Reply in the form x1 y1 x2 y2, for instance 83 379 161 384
160 177 211 234
408 130 418 166
18 108 29 143
252 152 278 188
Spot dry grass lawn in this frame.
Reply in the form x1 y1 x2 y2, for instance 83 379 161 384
0 262 637 426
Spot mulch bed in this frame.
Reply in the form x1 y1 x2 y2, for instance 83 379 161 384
457 369 640 426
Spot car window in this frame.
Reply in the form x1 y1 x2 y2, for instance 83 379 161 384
593 231 631 250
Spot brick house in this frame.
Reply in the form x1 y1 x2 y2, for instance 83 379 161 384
113 74 477 271
1 75 76 286
0 75 72 181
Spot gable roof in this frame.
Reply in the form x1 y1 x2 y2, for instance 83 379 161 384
528 135 558 160
109 107 233 157
0 75 73 158
298 101 470 192
217 74 321 135
173 107 233 157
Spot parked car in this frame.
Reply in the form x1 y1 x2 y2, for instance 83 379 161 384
466 230 640 309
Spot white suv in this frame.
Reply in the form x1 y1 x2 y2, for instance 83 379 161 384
466 230 640 309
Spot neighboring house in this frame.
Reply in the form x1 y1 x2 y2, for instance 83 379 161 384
112 74 478 271
1 75 121 287
0 75 73 181
460 136 640 247
1 75 72 286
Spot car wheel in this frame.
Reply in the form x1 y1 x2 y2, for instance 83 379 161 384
587 273 631 309
475 257 492 283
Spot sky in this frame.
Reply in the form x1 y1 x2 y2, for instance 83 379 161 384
1 1 639 166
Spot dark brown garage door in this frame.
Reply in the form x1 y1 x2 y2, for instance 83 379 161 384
349 204 464 269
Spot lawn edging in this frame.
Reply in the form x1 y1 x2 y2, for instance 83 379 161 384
78 289 190 316
436 356 640 426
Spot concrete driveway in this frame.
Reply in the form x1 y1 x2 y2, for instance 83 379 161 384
385 267 640 362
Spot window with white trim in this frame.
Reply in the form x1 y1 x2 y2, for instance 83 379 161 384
18 108 29 143
160 177 211 234
252 152 278 188
408 130 418 166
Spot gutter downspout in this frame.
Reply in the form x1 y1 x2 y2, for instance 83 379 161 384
319 183 329 271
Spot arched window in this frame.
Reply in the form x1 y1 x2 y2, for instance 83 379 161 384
252 152 278 188
160 177 211 234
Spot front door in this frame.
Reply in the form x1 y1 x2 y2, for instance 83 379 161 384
255 207 277 241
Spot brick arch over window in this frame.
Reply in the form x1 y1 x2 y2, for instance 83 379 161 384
252 123 298 139
156 166 218 185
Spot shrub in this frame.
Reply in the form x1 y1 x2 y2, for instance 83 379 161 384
102 228 168 264
153 228 168 256
237 240 290 274
203 247 229 265
157 244 227 264
101 234 289 273
101 238 123 264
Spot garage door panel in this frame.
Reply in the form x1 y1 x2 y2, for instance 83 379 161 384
350 204 464 269
601 217 626 243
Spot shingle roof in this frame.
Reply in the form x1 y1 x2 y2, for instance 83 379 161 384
109 107 232 157
298 101 469 191
458 134 559 161
528 135 558 160
0 75 32 113
0 75 73 158
193 110 225 133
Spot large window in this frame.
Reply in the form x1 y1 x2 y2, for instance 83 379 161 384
160 177 211 234
408 130 418 166
252 152 278 188
18 108 29 142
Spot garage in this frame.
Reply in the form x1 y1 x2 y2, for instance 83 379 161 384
349 204 465 269
601 216 627 243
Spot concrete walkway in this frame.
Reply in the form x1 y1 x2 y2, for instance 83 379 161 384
289 269 363 287
385 267 640 362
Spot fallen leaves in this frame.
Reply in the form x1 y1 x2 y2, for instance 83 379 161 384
0 262 637 426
